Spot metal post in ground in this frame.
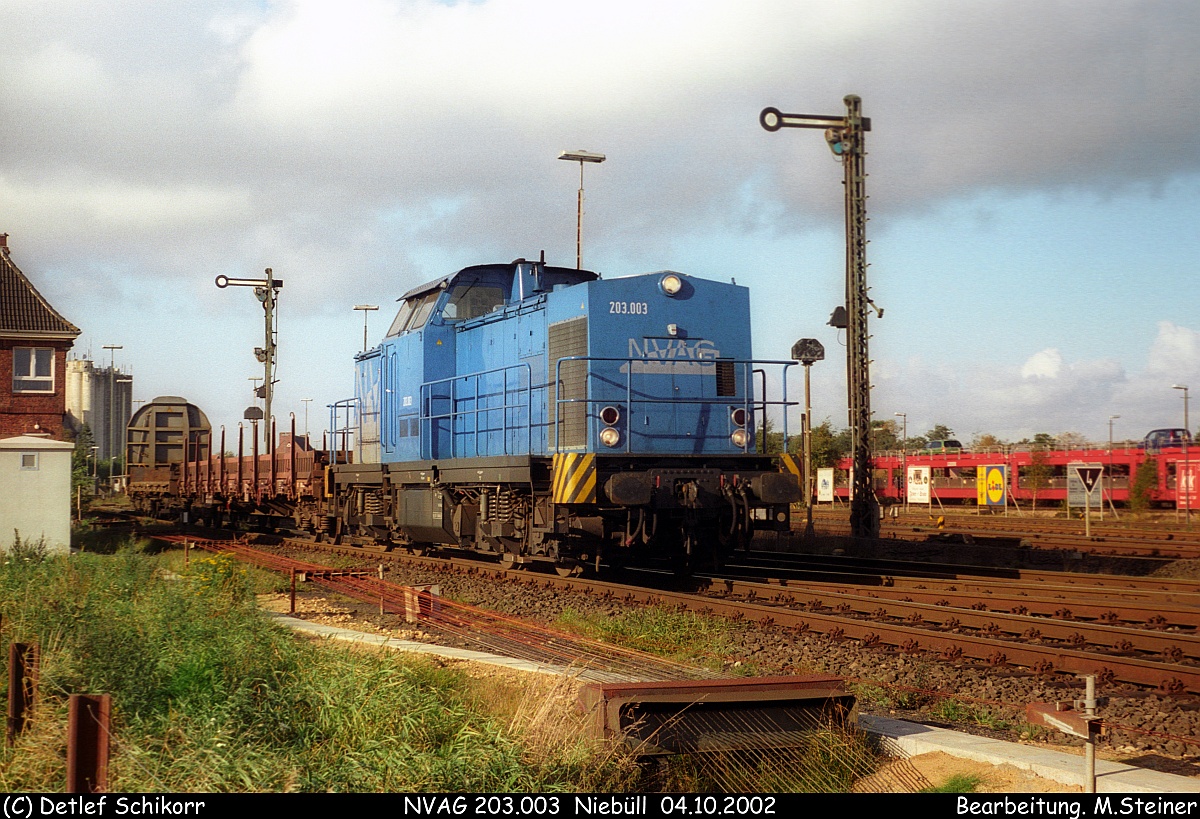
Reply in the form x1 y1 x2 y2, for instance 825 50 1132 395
67 694 111 793
7 642 39 745
1084 675 1097 793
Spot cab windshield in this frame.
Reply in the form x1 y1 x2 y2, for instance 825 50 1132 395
386 291 440 336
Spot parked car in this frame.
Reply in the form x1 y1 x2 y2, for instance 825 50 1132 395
923 439 965 454
1140 428 1192 451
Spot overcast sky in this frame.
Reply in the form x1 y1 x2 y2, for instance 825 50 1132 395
3 0 1198 446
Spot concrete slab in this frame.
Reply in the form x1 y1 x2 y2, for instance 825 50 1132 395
267 613 639 682
861 714 1200 794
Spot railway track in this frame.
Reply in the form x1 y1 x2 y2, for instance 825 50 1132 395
808 509 1200 560
157 530 1200 696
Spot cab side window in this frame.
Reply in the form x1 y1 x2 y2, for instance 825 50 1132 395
442 284 506 322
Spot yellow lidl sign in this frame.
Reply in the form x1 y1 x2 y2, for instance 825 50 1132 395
977 465 1006 507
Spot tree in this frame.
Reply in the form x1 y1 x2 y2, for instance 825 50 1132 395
1025 448 1053 512
1057 431 1089 450
1031 432 1056 449
756 412 785 455
872 419 901 451
71 424 96 499
925 424 955 441
972 433 1007 451
809 420 852 469
1130 456 1158 513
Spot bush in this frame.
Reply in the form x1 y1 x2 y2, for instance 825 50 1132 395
1130 456 1158 513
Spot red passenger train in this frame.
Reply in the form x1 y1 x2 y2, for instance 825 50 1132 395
833 442 1199 509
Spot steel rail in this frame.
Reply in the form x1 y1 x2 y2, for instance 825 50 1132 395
693 576 1200 660
706 573 1200 630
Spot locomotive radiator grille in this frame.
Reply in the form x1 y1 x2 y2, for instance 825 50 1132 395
549 316 588 449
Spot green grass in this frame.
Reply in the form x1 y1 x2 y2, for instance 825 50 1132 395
554 605 758 673
0 543 634 792
929 698 1013 732
921 773 985 793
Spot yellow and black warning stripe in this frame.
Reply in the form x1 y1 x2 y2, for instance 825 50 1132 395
552 452 597 505
779 453 803 484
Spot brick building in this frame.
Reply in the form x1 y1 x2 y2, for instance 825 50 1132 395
0 235 82 440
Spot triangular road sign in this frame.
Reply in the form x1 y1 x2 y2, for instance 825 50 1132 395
1074 465 1103 493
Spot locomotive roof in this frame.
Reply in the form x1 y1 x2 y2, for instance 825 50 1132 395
398 261 598 301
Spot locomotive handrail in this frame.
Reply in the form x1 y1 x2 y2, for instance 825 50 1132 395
328 398 358 465
420 362 534 460
552 356 798 455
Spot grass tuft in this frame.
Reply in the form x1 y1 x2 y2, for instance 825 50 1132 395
554 605 754 672
922 772 986 793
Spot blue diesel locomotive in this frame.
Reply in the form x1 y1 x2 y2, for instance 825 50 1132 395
316 258 800 573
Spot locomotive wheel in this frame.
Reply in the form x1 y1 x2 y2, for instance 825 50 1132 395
499 552 520 570
554 560 583 578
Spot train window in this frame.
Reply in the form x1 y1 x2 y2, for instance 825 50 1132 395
442 283 505 322
386 301 416 337
387 292 442 336
407 292 440 330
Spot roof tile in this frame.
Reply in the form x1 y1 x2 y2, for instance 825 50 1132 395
0 243 82 339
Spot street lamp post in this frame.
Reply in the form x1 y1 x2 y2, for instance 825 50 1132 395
302 398 313 445
1107 415 1120 519
791 339 824 540
354 305 379 353
1173 385 1190 524
114 376 133 487
895 412 908 512
558 150 606 269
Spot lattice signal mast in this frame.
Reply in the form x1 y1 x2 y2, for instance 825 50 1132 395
761 95 880 538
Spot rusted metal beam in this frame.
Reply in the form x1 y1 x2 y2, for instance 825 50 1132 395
66 694 110 794
7 642 38 745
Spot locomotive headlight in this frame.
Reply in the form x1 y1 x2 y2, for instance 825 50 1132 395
731 428 749 448
730 408 747 427
660 273 683 296
599 405 621 426
599 427 621 448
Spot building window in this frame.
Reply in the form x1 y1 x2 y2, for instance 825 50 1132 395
13 347 54 393
20 453 38 470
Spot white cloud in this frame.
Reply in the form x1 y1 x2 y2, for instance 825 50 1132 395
1020 349 1062 379
1143 321 1200 377
0 176 252 231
